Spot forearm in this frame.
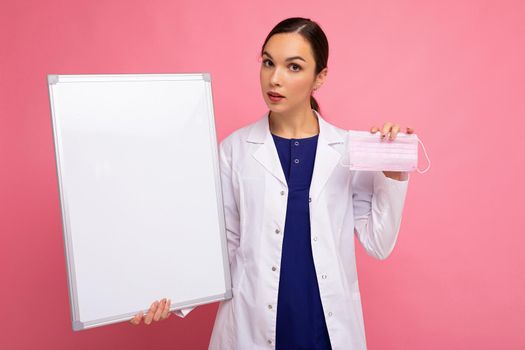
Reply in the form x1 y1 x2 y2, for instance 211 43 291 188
353 171 410 259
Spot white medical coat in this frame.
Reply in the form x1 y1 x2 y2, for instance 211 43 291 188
175 110 410 350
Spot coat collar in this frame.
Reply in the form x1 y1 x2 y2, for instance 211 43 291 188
246 109 345 201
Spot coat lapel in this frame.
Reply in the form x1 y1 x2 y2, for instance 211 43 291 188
310 110 345 201
246 111 287 186
246 110 345 201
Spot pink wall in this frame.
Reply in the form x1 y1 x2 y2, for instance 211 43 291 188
1 0 524 349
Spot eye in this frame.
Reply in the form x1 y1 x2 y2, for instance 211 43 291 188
289 63 302 72
262 59 273 67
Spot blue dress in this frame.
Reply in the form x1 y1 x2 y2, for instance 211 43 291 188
272 133 332 350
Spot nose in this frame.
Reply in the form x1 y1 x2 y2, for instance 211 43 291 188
270 67 282 87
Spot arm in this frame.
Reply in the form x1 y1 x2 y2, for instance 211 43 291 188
352 170 410 260
218 137 241 261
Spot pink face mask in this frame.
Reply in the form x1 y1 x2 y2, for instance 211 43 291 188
339 130 431 174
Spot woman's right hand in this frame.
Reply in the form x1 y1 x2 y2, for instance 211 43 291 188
130 298 171 325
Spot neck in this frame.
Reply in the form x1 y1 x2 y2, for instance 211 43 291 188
268 106 320 139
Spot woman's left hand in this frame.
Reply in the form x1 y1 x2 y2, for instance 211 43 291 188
370 122 414 181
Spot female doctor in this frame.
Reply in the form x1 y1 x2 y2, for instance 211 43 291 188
131 17 412 350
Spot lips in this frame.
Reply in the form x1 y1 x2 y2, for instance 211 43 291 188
268 91 284 98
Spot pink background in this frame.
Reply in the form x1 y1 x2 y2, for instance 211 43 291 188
1 0 524 349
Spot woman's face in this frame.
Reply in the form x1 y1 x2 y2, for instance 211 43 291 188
259 32 326 115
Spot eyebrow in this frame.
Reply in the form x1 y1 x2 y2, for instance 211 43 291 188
262 51 306 63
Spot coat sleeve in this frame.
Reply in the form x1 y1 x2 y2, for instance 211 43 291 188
352 170 410 260
174 137 241 318
218 137 241 260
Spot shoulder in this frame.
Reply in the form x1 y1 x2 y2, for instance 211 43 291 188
326 120 349 140
219 116 263 153
220 124 251 149
317 113 349 147
219 117 264 164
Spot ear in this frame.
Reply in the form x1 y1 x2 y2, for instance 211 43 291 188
314 67 328 89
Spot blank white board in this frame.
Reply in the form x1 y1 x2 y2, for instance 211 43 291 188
47 73 231 331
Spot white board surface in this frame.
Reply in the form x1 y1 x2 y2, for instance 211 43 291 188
47 73 231 331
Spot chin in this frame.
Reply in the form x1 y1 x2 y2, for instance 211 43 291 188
267 106 285 115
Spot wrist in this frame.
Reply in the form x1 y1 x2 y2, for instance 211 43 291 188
382 171 407 181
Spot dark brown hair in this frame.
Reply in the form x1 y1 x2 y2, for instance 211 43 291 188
260 17 329 113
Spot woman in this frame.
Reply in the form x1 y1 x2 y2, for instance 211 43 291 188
131 17 412 350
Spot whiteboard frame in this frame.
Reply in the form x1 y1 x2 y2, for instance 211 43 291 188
47 73 232 330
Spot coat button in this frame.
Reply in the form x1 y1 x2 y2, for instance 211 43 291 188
268 340 272 345
309 197 312 202
322 274 327 279
272 266 277 271
294 158 300 164
275 228 280 234
294 141 299 146
313 236 318 242
328 311 333 317
268 304 273 309
280 190 285 196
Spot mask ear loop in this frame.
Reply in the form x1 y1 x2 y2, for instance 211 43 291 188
416 138 431 174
